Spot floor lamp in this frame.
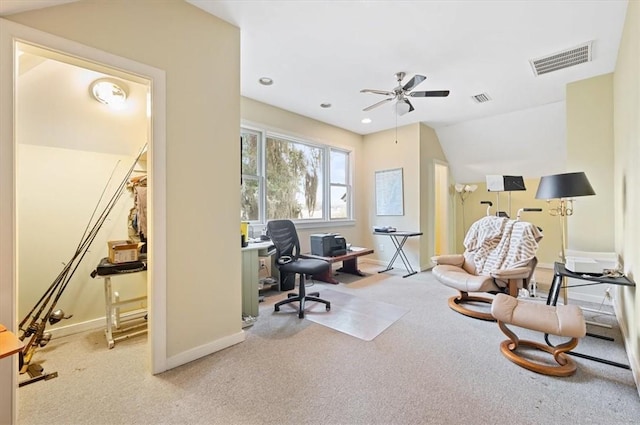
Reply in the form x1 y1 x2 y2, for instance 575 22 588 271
455 183 477 233
535 172 595 303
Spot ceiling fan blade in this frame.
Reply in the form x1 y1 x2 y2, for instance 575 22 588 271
407 99 414 112
360 88 395 96
409 90 450 98
402 75 426 91
363 97 394 111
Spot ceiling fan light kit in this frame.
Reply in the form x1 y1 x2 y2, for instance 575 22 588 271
361 71 450 115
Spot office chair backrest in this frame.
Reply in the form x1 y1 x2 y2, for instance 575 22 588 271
266 220 300 262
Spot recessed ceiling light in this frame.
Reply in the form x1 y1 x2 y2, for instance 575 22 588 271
361 118 372 124
258 77 273 86
90 78 128 109
320 103 332 108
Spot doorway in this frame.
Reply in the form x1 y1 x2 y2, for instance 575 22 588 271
15 41 150 363
433 161 450 256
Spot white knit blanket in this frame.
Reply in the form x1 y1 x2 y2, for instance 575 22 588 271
464 215 543 275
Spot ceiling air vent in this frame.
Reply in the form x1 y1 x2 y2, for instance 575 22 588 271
472 93 491 103
530 41 593 76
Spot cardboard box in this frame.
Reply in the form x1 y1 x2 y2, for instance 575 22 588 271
107 240 139 264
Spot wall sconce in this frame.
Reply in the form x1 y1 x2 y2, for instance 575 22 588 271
90 78 129 109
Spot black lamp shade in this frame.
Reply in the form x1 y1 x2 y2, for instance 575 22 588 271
535 172 596 199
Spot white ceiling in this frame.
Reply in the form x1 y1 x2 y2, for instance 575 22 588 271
2 0 629 182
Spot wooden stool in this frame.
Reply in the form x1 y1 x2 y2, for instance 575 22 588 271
491 293 586 376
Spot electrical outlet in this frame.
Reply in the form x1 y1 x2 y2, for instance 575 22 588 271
259 258 267 269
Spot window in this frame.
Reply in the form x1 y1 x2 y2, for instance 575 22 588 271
241 127 352 224
241 129 261 221
330 149 349 219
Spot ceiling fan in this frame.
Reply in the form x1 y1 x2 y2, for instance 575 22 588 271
360 72 450 116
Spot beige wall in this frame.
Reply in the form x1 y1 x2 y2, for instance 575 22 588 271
5 0 241 368
362 124 422 268
565 74 616 303
241 97 366 249
359 122 448 271
567 74 615 252
613 0 640 392
419 123 448 267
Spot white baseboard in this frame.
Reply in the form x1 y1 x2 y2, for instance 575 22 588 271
50 312 248 374
614 298 640 398
566 291 613 306
360 258 386 267
166 331 246 370
48 309 147 339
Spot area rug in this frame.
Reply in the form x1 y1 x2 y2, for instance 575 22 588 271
301 289 409 341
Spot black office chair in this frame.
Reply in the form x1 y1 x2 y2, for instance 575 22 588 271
267 219 331 318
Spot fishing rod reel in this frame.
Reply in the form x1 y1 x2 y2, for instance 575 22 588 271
48 309 73 325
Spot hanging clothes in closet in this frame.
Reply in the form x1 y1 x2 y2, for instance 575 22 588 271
127 175 147 253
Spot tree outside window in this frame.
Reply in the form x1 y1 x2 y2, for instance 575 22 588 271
266 136 323 219
241 127 351 223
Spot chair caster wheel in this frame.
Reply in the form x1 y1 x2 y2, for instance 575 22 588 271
299 312 304 319
326 306 331 311
274 306 280 312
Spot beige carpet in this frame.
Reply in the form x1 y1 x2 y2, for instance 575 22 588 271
295 288 409 341
17 265 640 425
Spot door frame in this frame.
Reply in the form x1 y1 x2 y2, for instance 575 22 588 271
1 18 167 424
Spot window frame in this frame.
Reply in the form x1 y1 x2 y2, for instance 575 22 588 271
241 124 353 228
240 128 265 223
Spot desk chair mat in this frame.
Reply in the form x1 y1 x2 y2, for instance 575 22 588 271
303 289 409 341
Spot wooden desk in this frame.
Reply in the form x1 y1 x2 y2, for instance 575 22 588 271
0 324 24 359
242 241 275 323
300 248 374 284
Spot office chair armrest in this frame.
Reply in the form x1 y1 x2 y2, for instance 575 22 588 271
491 267 531 279
431 254 465 267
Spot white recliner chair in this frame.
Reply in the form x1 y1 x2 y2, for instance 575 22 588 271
431 215 542 321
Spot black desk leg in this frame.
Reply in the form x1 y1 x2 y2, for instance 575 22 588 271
378 235 417 278
546 274 563 306
545 272 629 369
544 333 631 370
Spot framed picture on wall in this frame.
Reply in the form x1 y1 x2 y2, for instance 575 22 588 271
375 168 404 216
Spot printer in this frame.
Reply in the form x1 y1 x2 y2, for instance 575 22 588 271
310 233 347 257
565 250 619 274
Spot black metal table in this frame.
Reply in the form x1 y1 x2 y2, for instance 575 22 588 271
545 262 635 369
374 231 422 278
